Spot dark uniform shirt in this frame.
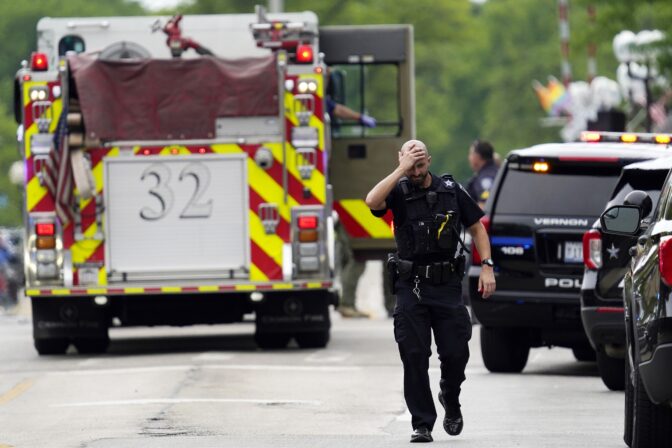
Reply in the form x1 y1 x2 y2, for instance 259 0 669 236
370 173 484 263
466 160 498 204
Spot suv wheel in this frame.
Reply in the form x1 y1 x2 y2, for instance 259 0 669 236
480 326 529 373
631 354 672 447
596 350 625 391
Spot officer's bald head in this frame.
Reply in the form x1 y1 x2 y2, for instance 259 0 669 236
400 140 429 158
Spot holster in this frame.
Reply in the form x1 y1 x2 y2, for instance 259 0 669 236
454 254 466 279
386 253 399 295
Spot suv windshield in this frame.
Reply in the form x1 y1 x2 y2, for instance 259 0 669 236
496 165 621 216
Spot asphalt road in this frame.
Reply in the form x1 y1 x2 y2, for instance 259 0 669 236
0 294 625 448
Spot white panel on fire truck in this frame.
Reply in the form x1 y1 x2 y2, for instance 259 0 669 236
37 12 318 64
104 154 249 282
215 116 281 140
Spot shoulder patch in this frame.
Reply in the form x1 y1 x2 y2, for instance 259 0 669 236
480 177 493 191
443 178 454 188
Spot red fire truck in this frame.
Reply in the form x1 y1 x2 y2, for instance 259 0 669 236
14 7 414 354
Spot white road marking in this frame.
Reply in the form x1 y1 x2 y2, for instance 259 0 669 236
46 364 360 377
48 365 193 376
207 364 360 372
77 359 100 367
52 398 321 408
304 351 351 363
191 352 235 362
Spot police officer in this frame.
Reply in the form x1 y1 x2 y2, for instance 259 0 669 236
365 140 495 443
466 140 499 209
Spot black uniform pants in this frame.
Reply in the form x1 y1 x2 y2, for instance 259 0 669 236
393 278 472 431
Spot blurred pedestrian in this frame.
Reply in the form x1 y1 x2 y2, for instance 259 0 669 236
334 217 369 318
325 67 376 129
366 139 495 443
466 140 499 209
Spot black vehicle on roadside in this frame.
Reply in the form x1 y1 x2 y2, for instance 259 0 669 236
600 165 672 447
582 156 672 391
470 132 670 373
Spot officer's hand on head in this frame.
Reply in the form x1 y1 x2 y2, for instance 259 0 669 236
398 145 425 171
359 114 376 128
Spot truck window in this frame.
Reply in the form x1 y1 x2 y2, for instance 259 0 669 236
58 35 85 55
495 165 621 216
328 63 400 139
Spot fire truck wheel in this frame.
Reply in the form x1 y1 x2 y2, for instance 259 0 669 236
73 336 110 354
295 330 330 349
34 338 70 355
254 332 291 350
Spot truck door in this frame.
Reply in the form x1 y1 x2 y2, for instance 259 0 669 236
319 25 415 253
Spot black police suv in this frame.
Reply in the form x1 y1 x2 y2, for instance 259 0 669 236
469 134 670 373
582 156 672 391
600 168 672 447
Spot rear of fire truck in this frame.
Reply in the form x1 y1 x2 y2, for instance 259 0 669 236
15 8 339 354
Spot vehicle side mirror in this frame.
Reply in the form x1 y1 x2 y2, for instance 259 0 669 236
600 205 642 236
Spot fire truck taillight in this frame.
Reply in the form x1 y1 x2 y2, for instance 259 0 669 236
36 222 55 236
298 215 319 242
36 236 56 250
298 215 318 229
296 44 313 64
30 52 49 71
36 221 56 249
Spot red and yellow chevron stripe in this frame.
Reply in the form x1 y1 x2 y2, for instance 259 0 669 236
23 80 62 214
334 199 394 239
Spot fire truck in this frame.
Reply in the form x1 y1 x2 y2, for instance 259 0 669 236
14 7 415 354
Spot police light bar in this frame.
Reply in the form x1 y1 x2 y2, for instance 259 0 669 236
580 131 672 145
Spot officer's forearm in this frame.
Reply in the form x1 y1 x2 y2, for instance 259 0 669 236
468 221 491 260
365 166 406 209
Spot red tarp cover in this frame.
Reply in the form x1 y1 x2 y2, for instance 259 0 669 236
68 54 279 141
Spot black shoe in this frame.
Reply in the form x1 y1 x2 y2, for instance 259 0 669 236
410 427 433 443
438 393 463 436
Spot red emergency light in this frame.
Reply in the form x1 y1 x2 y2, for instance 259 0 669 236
296 45 313 64
36 222 55 236
297 215 318 229
31 52 48 71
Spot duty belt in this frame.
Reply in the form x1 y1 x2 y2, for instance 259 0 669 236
412 260 457 283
